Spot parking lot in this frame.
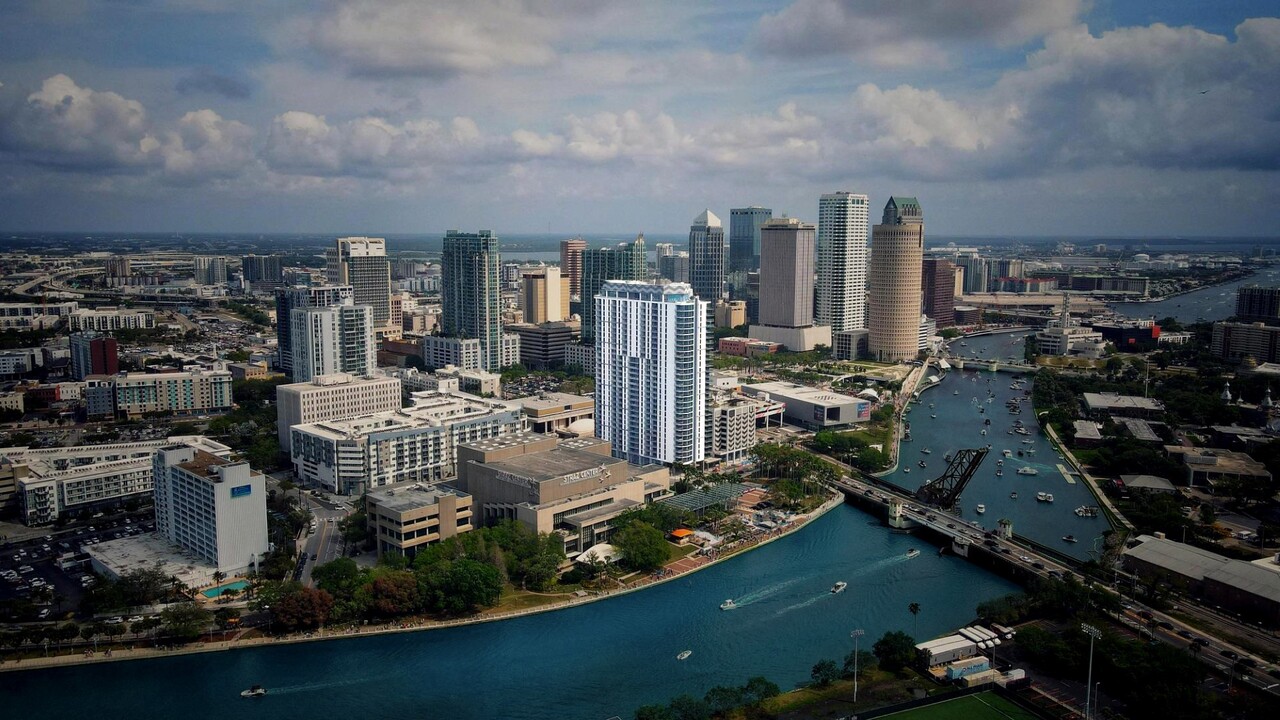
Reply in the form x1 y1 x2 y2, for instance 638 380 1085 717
0 511 155 623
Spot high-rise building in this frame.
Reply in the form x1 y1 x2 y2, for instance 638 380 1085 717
290 301 377 383
817 192 870 331
658 253 690 283
749 217 831 351
579 235 647 343
689 210 726 305
921 257 956 328
1235 286 1280 325
868 197 925 362
521 266 568 324
729 206 772 272
441 230 505 371
326 237 392 329
654 243 677 258
275 285 354 377
192 256 228 285
153 443 268 576
956 254 989 294
241 255 283 291
69 331 118 380
595 281 707 466
559 238 587 298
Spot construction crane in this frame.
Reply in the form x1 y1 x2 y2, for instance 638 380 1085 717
915 447 989 509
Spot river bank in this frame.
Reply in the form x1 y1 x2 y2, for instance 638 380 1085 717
1 492 847 675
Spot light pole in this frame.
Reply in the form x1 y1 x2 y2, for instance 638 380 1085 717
1082 623 1101 720
850 629 865 704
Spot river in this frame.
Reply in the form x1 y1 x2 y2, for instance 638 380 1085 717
905 332 1114 561
1111 264 1280 324
1 504 1017 719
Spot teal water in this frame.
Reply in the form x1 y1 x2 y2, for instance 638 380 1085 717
902 333 1115 560
1 505 1017 719
202 580 250 599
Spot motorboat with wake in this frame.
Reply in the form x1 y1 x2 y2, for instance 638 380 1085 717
720 599 737 610
975 504 986 514
831 581 848 594
241 686 267 698
1016 466 1038 476
906 549 920 559
1062 535 1078 543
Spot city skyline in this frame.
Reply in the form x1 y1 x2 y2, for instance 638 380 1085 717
0 2 1278 237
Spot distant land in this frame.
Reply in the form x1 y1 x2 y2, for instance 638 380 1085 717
1 231 1279 258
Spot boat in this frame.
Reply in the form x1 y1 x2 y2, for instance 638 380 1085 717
903 467 911 474
929 403 935 409
1062 535 1077 543
1010 491 1018 499
240 686 267 698
1036 492 1049 502
1015 427 1031 436
1026 449 1036 455
720 598 737 610
976 504 986 514
995 470 1003 477
1075 506 1099 518
960 342 968 347
1020 439 1035 445
944 453 952 462
918 460 927 468
1016 466 1038 476
980 429 987 436
996 459 1004 466
921 448 931 454
1045 493 1055 503
906 549 920 559
831 581 848 594
984 418 991 425
1002 449 1012 457
677 650 692 661
931 414 937 419
953 390 959 395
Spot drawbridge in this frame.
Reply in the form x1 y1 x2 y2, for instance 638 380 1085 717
915 447 989 509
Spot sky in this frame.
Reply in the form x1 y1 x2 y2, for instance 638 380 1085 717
1 0 1279 238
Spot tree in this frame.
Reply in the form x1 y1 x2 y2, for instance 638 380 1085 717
908 602 921 636
613 522 670 572
213 607 242 630
435 559 503 615
873 630 917 672
666 695 711 720
160 602 213 642
843 649 877 679
633 706 674 720
272 584 334 631
811 658 841 687
366 570 421 617
211 570 226 589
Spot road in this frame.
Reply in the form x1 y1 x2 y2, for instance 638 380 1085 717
297 496 350 586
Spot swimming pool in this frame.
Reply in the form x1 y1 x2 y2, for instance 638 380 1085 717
201 580 249 598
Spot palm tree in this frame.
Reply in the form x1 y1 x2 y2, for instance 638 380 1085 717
908 602 921 637
212 570 226 589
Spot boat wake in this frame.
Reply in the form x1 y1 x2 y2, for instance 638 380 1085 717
732 578 801 606
260 678 371 695
774 591 836 616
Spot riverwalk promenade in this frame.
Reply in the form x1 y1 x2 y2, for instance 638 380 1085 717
1 493 846 674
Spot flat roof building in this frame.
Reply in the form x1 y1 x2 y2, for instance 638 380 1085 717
1123 534 1280 628
1164 445 1271 489
290 391 525 495
366 483 473 560
457 433 670 558
276 373 402 454
112 369 233 419
1081 392 1165 418
516 392 594 435
741 381 871 430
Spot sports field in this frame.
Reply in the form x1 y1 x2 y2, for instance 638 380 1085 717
878 692 1042 720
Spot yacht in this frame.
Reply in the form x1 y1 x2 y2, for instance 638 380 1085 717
995 470 1003 477
831 581 848 594
981 429 987 436
720 599 737 610
1016 466 1038 476
903 467 911 474
241 686 267 698
1036 492 1049 502
1002 449 1012 458
976 504 986 514
931 414 937 419
921 448 931 454
1075 506 1099 518
1062 535 1078 543
906 549 920 559
677 650 692 661
953 390 959 395
1010 491 1018 499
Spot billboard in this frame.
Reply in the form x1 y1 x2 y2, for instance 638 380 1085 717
230 484 252 498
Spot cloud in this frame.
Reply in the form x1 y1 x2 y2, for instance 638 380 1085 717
262 110 513 180
306 0 596 78
159 109 256 184
175 68 252 99
0 74 158 171
754 0 1084 66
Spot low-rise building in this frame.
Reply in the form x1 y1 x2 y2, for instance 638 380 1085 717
563 343 595 372
741 381 871 430
276 373 402 454
421 334 520 371
710 393 784 464
366 483 473 560
67 307 156 332
1164 445 1271 490
457 433 670 558
1212 322 1280 364
434 364 501 397
1123 534 1280 628
228 361 272 381
1081 392 1164 418
717 337 783 357
290 391 525 495
516 392 594 435
111 369 234 418
8 437 232 525
506 321 577 369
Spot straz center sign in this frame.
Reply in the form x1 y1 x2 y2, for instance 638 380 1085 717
493 466 607 489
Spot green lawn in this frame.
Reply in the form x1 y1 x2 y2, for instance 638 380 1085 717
880 692 1041 720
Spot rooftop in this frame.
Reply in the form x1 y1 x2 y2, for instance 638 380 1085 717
1164 446 1271 477
1119 474 1176 492
659 483 750 513
743 381 865 407
367 483 469 513
1123 534 1227 581
485 445 625 485
516 392 594 416
176 449 235 477
1082 392 1164 412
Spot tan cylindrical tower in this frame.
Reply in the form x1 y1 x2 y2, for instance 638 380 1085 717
869 197 924 362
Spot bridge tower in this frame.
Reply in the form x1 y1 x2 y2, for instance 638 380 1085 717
997 518 1013 540
888 498 911 529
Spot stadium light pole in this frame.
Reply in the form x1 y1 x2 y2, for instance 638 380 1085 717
850 628 865 704
1082 623 1101 720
